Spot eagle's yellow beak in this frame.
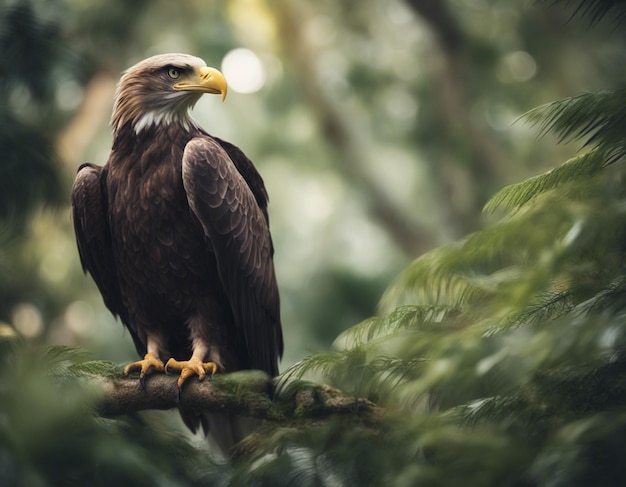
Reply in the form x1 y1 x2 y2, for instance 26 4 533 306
174 66 228 101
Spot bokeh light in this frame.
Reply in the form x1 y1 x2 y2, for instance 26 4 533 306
221 48 266 94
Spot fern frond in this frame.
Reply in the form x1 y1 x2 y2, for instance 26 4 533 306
382 196 578 310
484 148 616 214
336 305 457 348
43 345 92 365
279 348 369 385
367 355 428 380
70 360 123 379
43 346 93 379
379 243 488 310
279 344 433 404
573 275 626 316
359 356 431 405
453 395 540 429
502 289 575 331
488 90 626 215
524 90 626 148
42 346 123 382
535 0 626 28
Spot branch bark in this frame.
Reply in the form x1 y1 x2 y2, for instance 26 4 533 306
94 371 382 428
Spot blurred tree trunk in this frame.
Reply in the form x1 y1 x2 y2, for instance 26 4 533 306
404 0 509 236
271 0 437 257
271 0 512 251
57 73 117 171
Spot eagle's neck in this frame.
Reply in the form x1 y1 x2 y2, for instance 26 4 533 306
132 109 199 134
111 88 202 135
111 116 202 156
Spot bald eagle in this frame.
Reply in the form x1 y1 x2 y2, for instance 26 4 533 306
71 53 283 451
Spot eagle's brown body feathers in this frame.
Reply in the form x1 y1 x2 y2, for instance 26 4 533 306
71 54 282 447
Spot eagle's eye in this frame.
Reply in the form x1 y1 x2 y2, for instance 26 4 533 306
167 68 181 79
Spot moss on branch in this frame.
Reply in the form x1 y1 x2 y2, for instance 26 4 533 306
92 369 382 428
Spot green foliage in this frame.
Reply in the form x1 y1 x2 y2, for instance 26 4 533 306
0 338 228 486
525 90 626 147
535 0 626 28
272 76 626 487
484 89 626 214
0 2 64 226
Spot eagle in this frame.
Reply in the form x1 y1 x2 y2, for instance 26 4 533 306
71 53 283 451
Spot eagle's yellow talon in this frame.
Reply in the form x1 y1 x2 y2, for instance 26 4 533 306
165 356 220 389
124 352 165 387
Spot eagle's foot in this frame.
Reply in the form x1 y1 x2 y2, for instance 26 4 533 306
124 352 166 388
165 356 220 391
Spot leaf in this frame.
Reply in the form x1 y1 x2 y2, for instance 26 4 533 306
524 90 626 149
483 148 612 214
70 360 124 379
534 0 626 28
336 305 457 348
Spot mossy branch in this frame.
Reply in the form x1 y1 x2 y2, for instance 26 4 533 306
43 348 382 435
92 369 383 428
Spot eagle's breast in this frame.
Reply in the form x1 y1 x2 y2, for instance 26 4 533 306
106 125 213 323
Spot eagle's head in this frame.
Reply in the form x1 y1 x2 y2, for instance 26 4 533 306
111 53 228 134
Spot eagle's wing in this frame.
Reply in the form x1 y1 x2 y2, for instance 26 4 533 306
213 136 271 226
71 164 141 351
182 137 283 376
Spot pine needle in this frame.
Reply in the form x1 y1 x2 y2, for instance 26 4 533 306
534 0 626 28
484 148 613 214
524 90 626 147
337 305 456 348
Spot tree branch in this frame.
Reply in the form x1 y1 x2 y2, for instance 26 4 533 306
94 371 382 428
